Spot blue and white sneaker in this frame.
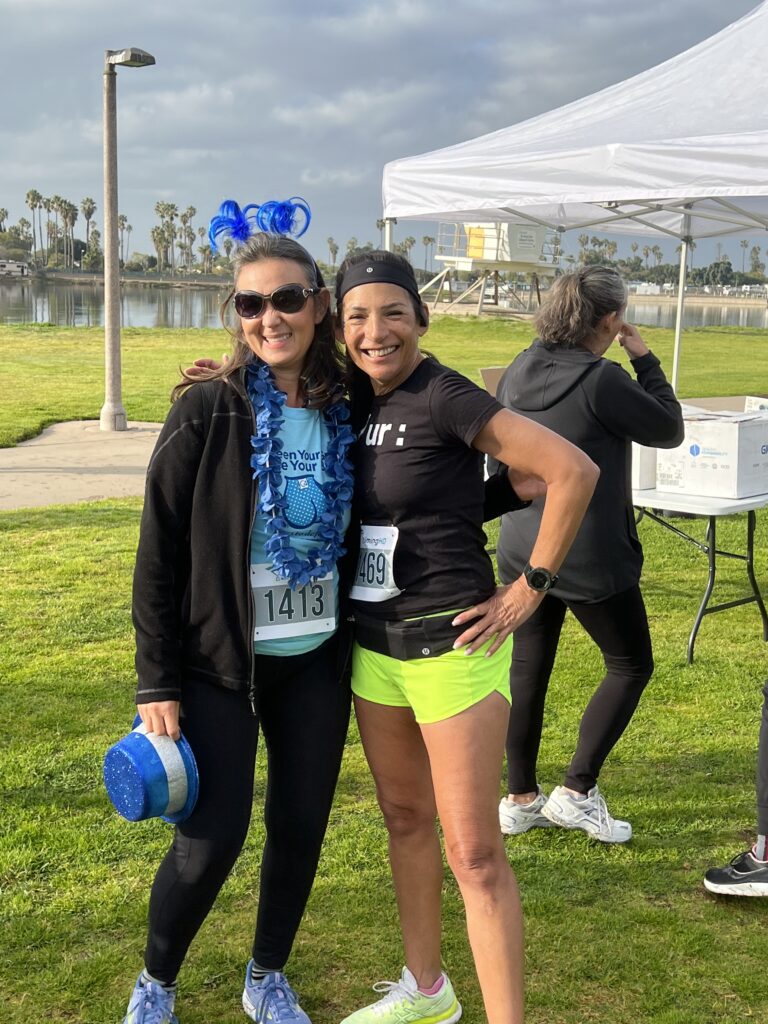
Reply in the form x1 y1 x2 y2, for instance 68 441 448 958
242 963 311 1023
124 974 179 1024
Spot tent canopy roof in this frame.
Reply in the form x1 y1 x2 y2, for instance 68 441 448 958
382 2 768 240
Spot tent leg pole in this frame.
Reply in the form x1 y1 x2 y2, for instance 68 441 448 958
383 218 394 252
671 213 691 394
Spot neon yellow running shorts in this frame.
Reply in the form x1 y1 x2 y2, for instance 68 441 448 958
351 635 512 724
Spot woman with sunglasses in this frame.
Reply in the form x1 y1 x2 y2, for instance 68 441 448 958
334 250 599 1024
123 200 355 1024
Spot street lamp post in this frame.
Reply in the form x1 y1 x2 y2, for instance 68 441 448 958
100 47 155 432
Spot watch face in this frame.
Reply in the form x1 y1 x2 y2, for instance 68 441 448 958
528 569 550 590
525 565 556 591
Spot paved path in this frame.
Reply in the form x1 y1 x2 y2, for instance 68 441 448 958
0 420 162 510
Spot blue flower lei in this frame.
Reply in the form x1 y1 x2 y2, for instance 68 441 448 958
245 361 354 590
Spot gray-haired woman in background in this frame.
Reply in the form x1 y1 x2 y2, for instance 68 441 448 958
495 266 684 843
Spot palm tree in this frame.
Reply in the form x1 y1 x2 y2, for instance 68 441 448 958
346 237 358 255
125 224 132 263
402 236 416 261
740 238 750 273
577 233 589 261
327 237 339 268
0 208 7 231
376 219 386 246
630 242 639 256
117 214 128 265
641 245 651 269
421 235 436 272
41 198 51 265
63 203 78 268
49 195 64 266
180 207 196 271
651 245 663 266
151 226 165 272
81 197 97 248
198 243 212 274
26 190 42 265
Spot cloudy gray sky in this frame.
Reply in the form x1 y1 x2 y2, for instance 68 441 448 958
0 0 760 267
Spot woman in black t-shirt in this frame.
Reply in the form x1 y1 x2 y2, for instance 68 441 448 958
335 251 599 1024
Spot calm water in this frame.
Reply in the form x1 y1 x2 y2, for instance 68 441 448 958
0 278 227 329
2 278 768 330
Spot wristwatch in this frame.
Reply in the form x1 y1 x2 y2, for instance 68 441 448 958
523 562 559 592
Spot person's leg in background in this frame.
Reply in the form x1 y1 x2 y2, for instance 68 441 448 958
500 596 566 835
704 679 768 896
541 584 653 843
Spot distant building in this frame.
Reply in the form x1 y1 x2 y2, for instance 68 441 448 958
0 260 31 278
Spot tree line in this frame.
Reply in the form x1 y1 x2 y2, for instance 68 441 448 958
3 195 763 288
572 234 766 288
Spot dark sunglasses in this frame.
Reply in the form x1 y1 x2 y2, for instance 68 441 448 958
233 284 319 319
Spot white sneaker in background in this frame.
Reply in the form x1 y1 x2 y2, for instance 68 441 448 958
499 787 554 835
541 785 632 843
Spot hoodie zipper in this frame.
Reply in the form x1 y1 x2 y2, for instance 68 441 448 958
239 372 259 717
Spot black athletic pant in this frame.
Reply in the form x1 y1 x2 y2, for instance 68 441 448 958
757 681 768 836
144 635 350 984
506 584 654 795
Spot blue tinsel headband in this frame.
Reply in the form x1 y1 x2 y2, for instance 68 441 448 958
208 197 312 254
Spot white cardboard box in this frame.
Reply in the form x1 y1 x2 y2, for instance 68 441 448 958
656 397 768 498
631 443 657 490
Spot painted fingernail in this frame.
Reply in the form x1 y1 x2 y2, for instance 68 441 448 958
465 647 473 656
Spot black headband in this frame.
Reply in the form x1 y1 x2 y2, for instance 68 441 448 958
337 260 423 308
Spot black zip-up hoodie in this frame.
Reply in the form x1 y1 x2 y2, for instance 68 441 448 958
494 341 684 602
132 370 354 707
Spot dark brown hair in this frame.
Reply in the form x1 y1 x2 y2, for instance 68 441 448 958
173 233 344 408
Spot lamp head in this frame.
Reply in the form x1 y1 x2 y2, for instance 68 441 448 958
105 47 156 68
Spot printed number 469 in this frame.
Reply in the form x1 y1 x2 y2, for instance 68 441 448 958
358 551 387 586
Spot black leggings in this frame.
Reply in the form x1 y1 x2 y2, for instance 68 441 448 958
144 635 351 984
757 681 768 835
506 584 654 795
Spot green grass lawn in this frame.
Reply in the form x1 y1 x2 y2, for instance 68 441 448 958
1 322 768 1023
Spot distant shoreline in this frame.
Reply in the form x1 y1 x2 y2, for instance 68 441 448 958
629 292 768 308
15 270 227 290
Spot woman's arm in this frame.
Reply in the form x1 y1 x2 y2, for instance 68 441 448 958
453 408 599 654
589 323 684 448
133 386 208 736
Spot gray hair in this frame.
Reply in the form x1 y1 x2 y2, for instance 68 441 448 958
534 266 628 347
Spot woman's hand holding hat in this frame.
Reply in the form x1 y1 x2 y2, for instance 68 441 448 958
138 700 181 741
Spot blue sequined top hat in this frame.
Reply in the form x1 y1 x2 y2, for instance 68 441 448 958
103 716 199 824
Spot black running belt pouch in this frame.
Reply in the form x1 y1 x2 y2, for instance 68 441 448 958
352 609 462 661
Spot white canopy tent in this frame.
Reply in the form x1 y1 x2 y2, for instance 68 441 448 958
382 1 768 390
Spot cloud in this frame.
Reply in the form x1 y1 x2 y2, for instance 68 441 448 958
300 167 369 187
0 0 760 268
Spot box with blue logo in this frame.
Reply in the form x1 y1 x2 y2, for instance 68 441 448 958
655 396 768 498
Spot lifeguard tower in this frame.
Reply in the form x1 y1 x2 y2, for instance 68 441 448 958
422 222 560 315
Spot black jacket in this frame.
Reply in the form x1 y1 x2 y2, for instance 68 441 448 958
494 341 684 602
132 370 354 707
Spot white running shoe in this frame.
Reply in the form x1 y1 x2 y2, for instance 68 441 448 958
541 785 632 843
499 788 554 835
